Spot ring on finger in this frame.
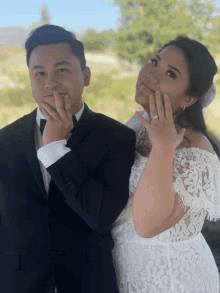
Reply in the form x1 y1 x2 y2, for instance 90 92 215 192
152 115 158 120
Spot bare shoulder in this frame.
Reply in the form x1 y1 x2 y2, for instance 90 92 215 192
178 130 215 155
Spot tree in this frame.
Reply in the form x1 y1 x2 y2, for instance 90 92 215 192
40 4 50 25
110 0 220 65
29 3 51 32
81 29 116 52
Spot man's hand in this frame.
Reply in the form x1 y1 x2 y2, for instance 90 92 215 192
41 91 73 145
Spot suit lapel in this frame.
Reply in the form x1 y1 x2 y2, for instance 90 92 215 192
21 103 97 200
22 108 47 200
66 103 97 150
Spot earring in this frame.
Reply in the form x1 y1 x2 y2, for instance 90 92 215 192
182 106 185 111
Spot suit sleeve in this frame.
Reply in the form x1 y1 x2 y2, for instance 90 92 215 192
46 129 136 233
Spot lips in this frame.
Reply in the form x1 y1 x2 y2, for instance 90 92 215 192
142 83 155 93
44 92 66 97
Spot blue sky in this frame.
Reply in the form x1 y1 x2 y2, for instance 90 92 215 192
1 0 220 35
0 0 119 34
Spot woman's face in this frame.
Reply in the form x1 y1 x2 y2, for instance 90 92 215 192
135 45 191 116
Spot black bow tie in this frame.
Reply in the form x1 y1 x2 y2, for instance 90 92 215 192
39 115 78 135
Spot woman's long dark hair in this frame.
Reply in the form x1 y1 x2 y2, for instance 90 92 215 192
159 36 220 159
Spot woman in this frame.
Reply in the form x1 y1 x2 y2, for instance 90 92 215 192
111 36 220 292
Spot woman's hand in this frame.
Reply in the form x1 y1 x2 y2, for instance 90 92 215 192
135 90 186 149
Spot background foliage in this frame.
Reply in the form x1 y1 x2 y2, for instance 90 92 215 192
81 29 116 52
0 0 219 140
111 0 220 65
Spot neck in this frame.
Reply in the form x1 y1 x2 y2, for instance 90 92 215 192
71 101 83 116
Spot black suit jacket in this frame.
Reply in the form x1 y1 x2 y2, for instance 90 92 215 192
202 219 220 273
0 103 136 293
201 142 220 273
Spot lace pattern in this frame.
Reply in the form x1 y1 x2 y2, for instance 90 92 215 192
110 116 220 292
112 232 219 292
173 148 220 221
112 148 220 241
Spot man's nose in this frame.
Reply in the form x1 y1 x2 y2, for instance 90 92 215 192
44 74 59 89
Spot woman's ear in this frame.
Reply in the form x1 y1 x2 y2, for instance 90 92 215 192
183 96 198 108
83 67 91 86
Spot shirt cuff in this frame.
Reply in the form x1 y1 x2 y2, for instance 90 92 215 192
37 139 71 168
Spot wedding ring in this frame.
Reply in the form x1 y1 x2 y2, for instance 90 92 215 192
152 115 158 120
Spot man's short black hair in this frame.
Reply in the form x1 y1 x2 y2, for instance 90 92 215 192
25 24 86 71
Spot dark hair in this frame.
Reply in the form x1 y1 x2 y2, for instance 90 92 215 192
159 36 220 159
25 24 86 71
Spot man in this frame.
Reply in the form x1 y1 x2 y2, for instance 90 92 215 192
0 24 136 293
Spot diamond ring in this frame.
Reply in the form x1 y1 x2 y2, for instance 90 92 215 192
152 115 158 120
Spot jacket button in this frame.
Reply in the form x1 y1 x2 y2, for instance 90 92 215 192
70 183 75 189
63 173 71 181
68 179 74 184
63 171 68 177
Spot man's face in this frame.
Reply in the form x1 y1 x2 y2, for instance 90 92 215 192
28 42 90 114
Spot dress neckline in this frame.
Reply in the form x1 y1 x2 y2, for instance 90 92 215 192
175 147 217 157
136 147 219 160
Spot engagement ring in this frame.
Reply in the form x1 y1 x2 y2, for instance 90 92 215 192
152 115 158 120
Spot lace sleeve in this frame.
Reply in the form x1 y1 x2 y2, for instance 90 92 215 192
172 148 220 222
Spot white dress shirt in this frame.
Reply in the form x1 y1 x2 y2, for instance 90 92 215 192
34 102 84 292
35 102 84 195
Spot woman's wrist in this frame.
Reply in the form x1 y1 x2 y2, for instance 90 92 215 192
152 140 177 152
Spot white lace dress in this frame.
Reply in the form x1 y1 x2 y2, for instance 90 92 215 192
111 111 220 293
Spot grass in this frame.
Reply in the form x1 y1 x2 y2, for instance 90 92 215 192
0 45 219 140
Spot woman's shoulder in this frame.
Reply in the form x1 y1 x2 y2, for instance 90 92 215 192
125 110 149 133
125 110 148 125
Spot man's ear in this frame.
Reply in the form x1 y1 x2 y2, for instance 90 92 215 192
83 67 91 86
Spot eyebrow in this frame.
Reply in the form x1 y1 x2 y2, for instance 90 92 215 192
155 54 182 77
32 61 71 70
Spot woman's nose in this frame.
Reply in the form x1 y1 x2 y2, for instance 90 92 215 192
146 72 159 84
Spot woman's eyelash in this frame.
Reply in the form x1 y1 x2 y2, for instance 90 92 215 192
167 71 176 78
151 58 157 65
150 59 176 79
